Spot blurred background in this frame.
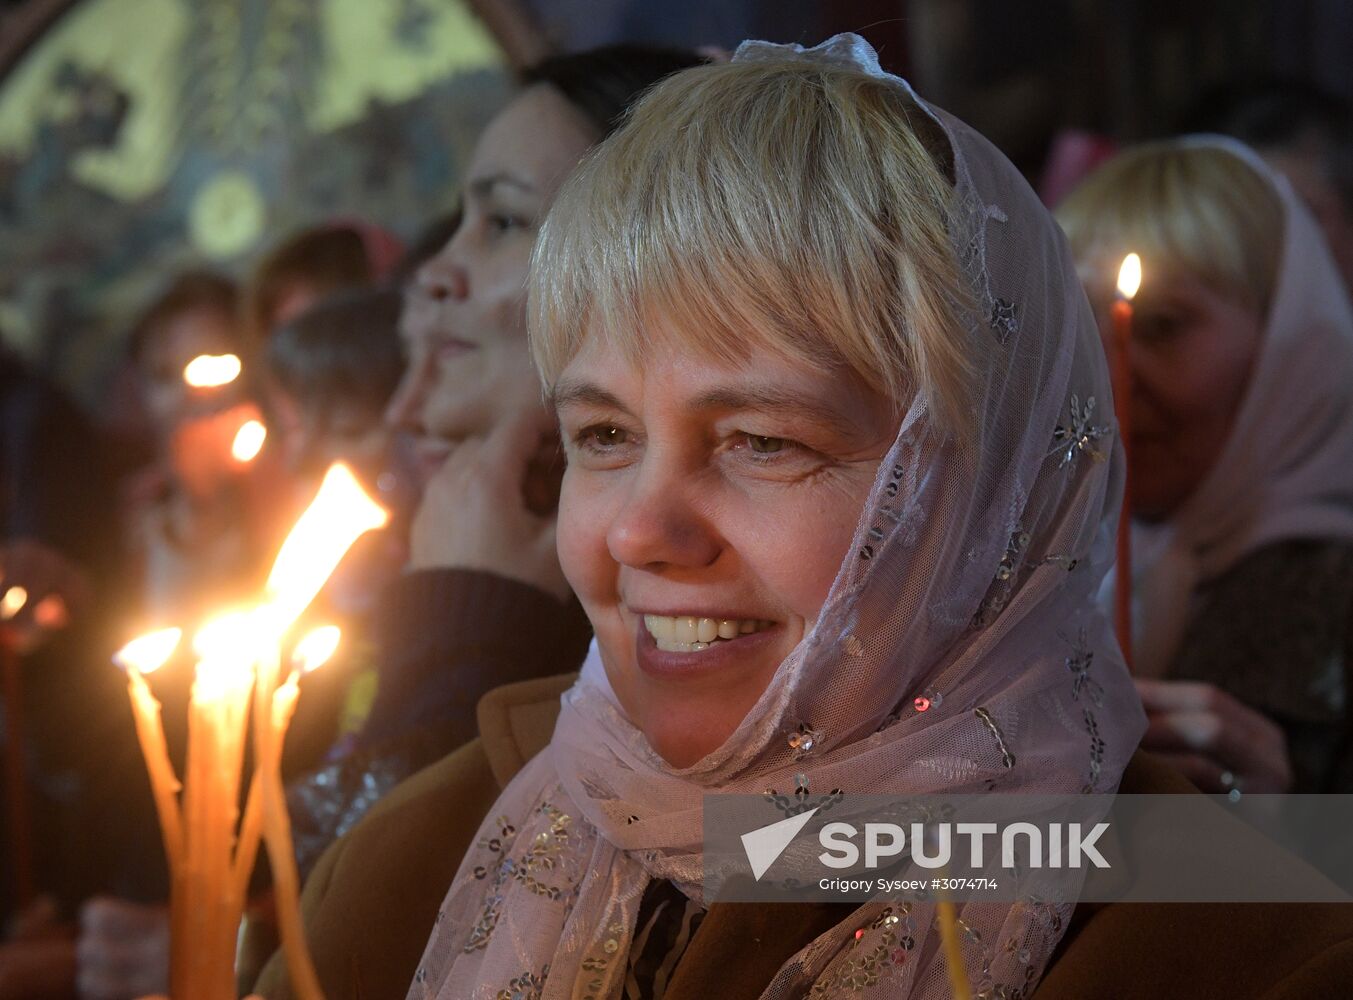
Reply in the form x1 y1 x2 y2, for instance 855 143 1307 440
0 0 1349 404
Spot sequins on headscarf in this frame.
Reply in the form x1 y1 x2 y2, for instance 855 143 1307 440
579 921 627 1000
494 965 549 1000
764 773 845 817
808 907 914 994
1050 395 1111 470
464 803 577 953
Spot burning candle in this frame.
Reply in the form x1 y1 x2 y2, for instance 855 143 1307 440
242 467 385 999
1 585 33 906
260 625 342 1000
116 462 388 999
232 419 268 463
1111 253 1141 668
182 612 260 997
183 353 243 388
112 628 184 866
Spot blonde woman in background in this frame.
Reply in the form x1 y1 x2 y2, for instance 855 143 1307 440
1058 140 1353 794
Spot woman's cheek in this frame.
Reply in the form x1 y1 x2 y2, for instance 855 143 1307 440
557 473 614 602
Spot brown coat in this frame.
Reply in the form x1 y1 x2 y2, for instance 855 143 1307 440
252 675 1353 1000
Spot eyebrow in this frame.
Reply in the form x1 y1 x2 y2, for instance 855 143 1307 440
550 378 864 438
466 172 535 199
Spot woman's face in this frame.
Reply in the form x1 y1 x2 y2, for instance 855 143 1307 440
387 85 598 484
555 331 898 767
1102 273 1263 519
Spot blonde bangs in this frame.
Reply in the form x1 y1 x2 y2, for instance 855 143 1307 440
529 59 976 439
1056 143 1283 314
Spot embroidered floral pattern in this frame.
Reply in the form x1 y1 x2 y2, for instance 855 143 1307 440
1050 395 1110 470
1082 709 1106 793
990 298 1019 343
974 707 1016 769
1063 629 1105 707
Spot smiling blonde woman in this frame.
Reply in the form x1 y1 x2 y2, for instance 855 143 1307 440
407 33 1155 1000
271 36 1353 1000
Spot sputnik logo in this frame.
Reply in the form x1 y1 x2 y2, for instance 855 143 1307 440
741 806 819 880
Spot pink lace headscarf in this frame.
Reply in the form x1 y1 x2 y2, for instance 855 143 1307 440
409 34 1145 1000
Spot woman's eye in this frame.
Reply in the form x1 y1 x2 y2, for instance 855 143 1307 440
488 213 527 234
577 425 628 449
747 434 787 454
1133 312 1183 344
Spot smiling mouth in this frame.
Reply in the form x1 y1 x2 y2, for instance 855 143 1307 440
642 614 775 653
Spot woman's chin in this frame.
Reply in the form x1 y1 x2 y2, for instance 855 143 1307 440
646 725 726 769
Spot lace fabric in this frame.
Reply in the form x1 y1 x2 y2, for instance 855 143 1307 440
409 34 1146 1000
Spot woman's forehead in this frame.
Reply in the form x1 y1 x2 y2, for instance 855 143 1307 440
554 337 885 433
467 86 596 197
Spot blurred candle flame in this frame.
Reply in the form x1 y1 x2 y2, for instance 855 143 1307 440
1 586 27 620
262 464 389 632
114 627 182 675
232 419 267 462
183 353 242 388
292 625 341 674
1117 253 1142 300
192 611 263 662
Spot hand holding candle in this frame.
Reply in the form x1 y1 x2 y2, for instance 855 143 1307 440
1111 253 1141 668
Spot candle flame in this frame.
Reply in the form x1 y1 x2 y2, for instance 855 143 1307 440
292 625 341 674
232 419 267 462
114 627 182 675
1 585 27 620
193 611 263 662
183 353 243 388
1116 253 1142 300
263 464 389 631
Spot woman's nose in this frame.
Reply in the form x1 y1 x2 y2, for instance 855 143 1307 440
415 249 469 302
606 464 722 572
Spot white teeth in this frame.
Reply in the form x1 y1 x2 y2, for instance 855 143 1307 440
644 614 773 650
674 617 698 643
644 615 674 642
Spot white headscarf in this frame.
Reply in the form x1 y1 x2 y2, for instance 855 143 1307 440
410 35 1145 1000
1129 139 1353 678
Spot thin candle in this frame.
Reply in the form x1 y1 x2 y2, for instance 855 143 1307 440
116 462 387 998
262 625 342 1000
112 628 184 866
936 897 971 1000
1 585 34 906
181 614 258 998
1111 252 1141 669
